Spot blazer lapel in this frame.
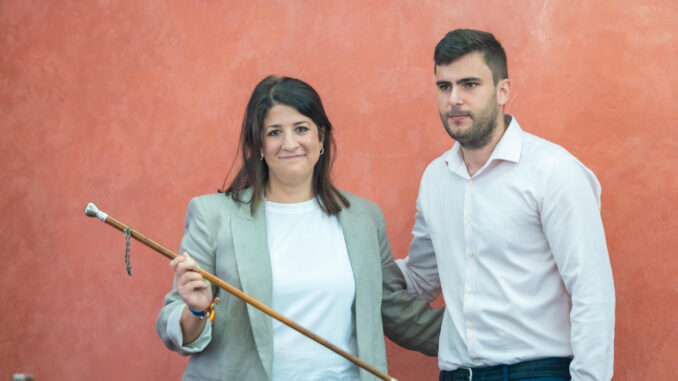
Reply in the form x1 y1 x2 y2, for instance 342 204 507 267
337 202 376 362
231 194 274 379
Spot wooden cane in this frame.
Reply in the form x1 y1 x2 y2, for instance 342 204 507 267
84 202 397 381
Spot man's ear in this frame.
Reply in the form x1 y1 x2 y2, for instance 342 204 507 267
496 78 511 107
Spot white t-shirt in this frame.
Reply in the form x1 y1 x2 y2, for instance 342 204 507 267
266 198 359 381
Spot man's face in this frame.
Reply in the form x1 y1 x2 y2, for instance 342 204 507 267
435 52 508 149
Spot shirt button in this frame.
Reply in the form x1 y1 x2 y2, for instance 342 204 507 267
467 180 474 187
473 359 480 365
465 288 472 294
466 321 474 329
464 215 471 223
467 251 474 258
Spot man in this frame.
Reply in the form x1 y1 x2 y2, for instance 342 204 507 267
396 29 615 380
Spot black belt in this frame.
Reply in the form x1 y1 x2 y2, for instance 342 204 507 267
440 357 572 381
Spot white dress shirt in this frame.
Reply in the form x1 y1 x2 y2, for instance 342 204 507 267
397 116 615 381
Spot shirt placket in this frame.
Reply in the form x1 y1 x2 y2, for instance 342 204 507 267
462 178 480 366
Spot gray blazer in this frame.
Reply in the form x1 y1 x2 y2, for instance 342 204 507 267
157 190 442 380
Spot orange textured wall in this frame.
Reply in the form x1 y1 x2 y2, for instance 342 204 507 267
1 1 676 380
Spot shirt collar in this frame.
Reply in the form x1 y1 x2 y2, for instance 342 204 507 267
490 114 523 164
444 114 523 178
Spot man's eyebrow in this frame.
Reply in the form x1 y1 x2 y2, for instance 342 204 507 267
436 77 482 87
457 77 482 84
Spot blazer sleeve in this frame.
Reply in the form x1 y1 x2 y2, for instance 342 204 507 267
371 204 444 356
156 197 217 355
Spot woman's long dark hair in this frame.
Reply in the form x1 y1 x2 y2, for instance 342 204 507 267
220 75 349 215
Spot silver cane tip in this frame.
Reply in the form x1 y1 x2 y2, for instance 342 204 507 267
85 202 100 217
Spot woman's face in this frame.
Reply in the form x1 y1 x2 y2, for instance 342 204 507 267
262 104 323 190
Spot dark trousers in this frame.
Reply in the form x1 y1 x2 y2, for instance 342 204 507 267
439 357 572 381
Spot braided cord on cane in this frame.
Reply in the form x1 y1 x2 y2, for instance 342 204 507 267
124 226 132 276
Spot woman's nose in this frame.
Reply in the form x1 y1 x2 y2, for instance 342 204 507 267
281 131 299 150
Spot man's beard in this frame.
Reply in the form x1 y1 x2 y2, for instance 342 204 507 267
440 95 500 149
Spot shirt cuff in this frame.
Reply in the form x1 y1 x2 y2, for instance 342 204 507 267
166 304 213 354
395 258 416 292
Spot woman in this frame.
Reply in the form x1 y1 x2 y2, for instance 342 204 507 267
157 76 442 381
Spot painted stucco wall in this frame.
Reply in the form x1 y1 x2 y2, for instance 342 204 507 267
1 1 676 379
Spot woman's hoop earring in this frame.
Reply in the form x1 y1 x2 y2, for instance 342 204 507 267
319 148 324 156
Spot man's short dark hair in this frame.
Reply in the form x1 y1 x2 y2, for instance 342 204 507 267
434 29 508 84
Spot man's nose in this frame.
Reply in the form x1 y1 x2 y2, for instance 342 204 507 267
448 87 463 105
